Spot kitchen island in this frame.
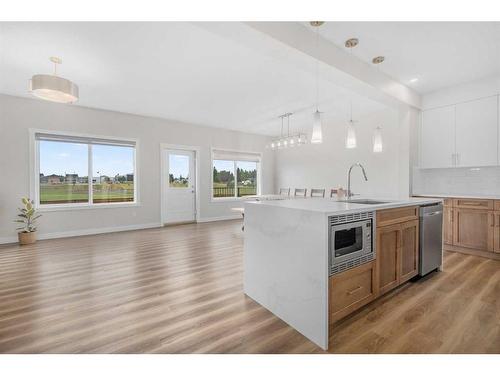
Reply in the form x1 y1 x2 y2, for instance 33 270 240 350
243 197 442 350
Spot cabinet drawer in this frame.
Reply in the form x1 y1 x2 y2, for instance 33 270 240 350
376 206 419 227
329 261 376 323
453 198 493 210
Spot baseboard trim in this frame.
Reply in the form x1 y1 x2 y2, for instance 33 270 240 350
197 215 242 223
0 222 162 245
444 244 500 260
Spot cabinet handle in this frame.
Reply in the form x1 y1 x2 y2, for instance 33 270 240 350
451 153 455 166
457 153 460 166
347 286 363 295
497 215 500 228
491 213 495 227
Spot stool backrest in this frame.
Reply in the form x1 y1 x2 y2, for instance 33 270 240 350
310 188 325 198
294 188 307 197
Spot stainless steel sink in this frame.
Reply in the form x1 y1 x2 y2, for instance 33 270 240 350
339 199 391 205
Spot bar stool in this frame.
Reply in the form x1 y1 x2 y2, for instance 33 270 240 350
310 188 325 198
279 188 290 196
294 188 307 197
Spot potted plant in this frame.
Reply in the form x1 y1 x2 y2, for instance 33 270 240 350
14 197 41 245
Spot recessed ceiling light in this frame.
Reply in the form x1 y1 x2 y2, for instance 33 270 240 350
345 38 359 48
409 78 418 83
372 56 385 64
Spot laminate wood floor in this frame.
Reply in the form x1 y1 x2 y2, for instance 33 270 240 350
0 220 498 353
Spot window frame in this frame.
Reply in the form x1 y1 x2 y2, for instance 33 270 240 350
30 129 139 211
210 147 262 202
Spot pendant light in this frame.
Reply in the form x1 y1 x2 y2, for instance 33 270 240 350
310 21 324 144
345 101 357 149
373 126 383 153
371 56 385 153
345 38 359 149
29 57 79 104
268 113 307 151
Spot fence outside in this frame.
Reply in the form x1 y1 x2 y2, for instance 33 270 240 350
213 186 257 198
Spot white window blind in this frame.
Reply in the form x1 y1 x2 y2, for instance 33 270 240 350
212 149 261 162
35 132 136 148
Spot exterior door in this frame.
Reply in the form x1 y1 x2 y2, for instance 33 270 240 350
163 149 196 224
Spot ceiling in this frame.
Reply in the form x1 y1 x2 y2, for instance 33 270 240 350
308 22 500 94
0 22 385 137
1 22 499 136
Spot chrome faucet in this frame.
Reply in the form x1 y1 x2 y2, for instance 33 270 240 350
347 163 368 199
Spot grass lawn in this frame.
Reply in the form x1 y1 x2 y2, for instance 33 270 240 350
40 183 134 204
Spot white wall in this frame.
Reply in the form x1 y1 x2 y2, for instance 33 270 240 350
0 94 274 243
413 74 500 197
422 74 500 110
273 107 411 199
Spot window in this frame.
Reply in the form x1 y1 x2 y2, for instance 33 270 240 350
35 132 136 207
212 149 260 199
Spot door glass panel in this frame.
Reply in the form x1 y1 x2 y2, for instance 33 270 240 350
236 161 257 197
169 154 190 188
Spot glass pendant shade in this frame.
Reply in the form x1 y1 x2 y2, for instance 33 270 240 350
373 126 383 153
29 74 79 104
345 121 357 149
311 110 323 144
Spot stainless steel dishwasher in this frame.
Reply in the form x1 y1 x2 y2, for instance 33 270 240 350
419 203 443 276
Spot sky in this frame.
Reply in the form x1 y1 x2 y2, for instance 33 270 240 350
169 154 190 179
39 141 134 177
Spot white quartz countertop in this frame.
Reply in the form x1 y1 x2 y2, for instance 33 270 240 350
413 194 500 200
245 197 442 216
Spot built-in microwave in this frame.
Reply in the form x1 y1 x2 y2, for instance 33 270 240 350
329 211 375 275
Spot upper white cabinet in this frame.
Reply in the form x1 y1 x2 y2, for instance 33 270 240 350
420 105 455 168
420 95 499 169
455 96 498 167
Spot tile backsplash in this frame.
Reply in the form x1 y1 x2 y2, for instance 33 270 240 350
412 166 500 196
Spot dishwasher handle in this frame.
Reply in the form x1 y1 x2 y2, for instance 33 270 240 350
424 211 442 217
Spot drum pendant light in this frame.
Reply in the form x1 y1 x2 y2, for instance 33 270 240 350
310 21 324 144
29 57 79 104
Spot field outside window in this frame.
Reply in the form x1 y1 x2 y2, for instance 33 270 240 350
37 136 136 207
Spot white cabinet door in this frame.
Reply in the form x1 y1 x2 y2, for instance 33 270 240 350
455 96 498 167
420 105 456 168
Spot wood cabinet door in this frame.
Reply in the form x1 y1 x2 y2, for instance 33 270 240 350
455 95 498 167
443 207 453 245
453 208 494 251
376 224 400 295
494 213 500 254
400 220 420 283
420 105 456 168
